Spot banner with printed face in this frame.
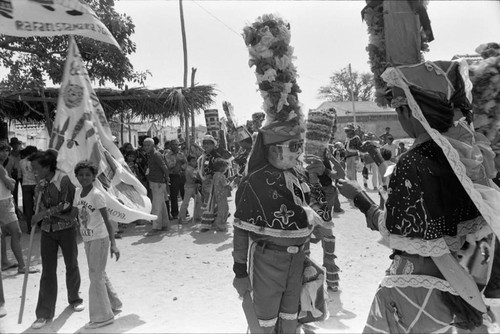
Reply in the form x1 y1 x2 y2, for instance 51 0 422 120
0 0 120 48
50 37 155 223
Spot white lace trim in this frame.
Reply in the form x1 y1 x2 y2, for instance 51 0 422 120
258 317 277 327
378 217 450 257
279 312 298 320
378 193 490 256
234 219 313 238
382 65 500 244
381 275 459 295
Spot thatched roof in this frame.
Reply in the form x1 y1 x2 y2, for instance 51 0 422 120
0 85 217 122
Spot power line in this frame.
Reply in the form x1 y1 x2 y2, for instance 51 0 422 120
190 0 241 37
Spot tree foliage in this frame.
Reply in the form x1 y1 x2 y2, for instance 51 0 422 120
318 67 374 102
0 0 149 91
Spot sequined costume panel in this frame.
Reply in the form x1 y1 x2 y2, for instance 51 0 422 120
385 140 480 240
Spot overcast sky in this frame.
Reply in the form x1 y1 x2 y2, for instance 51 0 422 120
114 0 500 126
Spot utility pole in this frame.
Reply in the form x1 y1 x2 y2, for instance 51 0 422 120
179 0 189 150
348 64 357 125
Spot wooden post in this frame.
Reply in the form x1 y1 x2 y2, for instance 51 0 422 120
120 112 124 146
179 0 190 150
190 68 197 152
40 88 53 135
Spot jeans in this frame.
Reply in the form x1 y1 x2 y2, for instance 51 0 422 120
179 185 201 221
149 181 170 230
22 185 36 234
84 237 121 322
168 174 182 217
36 227 82 319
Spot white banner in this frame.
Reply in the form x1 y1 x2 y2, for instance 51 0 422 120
0 0 119 48
50 37 155 224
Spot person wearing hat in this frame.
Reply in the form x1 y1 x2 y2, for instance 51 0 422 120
163 139 187 220
338 60 496 332
361 133 380 191
343 123 362 181
197 134 232 226
233 118 330 333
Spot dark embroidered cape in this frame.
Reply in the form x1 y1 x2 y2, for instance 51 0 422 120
234 164 312 236
385 140 480 240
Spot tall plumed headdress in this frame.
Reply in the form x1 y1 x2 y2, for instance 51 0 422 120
243 14 305 145
470 42 500 144
305 108 336 157
362 0 433 106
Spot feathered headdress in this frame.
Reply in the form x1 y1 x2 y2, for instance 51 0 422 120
362 0 433 106
243 14 305 145
470 42 500 146
305 108 336 157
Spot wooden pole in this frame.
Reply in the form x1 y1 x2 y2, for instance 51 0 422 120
18 192 42 324
179 0 190 150
348 64 357 125
40 88 53 135
190 68 197 152
120 112 124 146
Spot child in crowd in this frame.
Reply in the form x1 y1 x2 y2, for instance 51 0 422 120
378 148 395 208
179 156 202 224
71 161 122 329
212 160 231 232
0 141 38 274
19 145 38 234
125 150 140 178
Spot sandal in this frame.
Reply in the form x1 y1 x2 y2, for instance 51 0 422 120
18 266 40 274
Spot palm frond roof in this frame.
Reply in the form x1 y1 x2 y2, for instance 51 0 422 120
0 85 217 122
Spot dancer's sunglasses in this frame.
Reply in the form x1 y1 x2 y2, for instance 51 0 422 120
275 141 304 153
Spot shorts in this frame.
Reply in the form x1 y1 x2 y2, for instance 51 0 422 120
0 197 18 227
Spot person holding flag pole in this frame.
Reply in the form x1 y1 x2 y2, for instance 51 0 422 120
2 1 157 327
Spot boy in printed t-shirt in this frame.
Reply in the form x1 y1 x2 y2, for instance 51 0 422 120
71 161 122 329
179 156 202 224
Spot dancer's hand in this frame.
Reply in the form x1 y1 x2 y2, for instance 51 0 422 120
304 155 325 175
110 245 120 261
336 178 363 200
233 276 252 298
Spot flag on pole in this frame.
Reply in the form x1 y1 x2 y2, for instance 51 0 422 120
50 37 155 223
0 0 120 48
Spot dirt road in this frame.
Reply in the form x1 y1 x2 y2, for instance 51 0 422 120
1 178 499 333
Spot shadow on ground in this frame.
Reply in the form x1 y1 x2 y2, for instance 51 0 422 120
315 290 357 331
74 313 146 333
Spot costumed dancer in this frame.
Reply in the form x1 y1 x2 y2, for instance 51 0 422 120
197 134 232 231
212 160 231 232
233 126 253 178
470 41 500 298
233 14 330 333
304 109 343 291
339 59 500 332
339 0 500 330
